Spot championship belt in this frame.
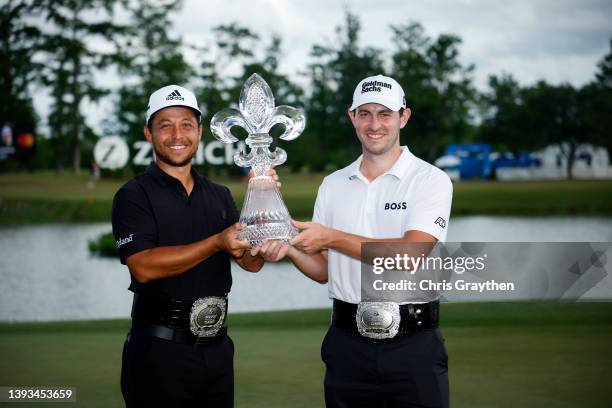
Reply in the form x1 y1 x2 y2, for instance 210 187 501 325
356 301 401 339
189 296 227 338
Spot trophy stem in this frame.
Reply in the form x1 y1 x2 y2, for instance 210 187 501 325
237 176 298 246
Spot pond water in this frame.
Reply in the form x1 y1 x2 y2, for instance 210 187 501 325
0 216 611 322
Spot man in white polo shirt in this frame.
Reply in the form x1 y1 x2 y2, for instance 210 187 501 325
256 74 452 408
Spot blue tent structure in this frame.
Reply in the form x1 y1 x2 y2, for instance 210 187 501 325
437 144 493 179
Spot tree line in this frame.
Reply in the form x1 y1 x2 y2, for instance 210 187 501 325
2 0 611 178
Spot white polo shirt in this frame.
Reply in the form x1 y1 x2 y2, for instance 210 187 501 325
312 146 453 304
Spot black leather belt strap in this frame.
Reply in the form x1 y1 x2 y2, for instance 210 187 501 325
131 322 226 347
332 299 439 338
131 293 192 328
130 293 227 347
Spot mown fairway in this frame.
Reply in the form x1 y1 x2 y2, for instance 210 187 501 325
1 171 612 224
0 302 610 407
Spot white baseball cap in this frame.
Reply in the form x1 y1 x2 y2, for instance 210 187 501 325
349 75 406 112
145 84 201 124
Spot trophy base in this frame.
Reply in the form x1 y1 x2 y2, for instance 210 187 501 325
237 220 298 247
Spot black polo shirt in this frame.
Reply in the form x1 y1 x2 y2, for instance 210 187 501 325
111 162 239 303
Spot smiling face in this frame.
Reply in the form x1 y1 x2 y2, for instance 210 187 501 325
144 106 202 168
348 103 411 157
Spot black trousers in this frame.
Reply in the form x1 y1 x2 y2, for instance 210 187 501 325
321 326 449 408
121 329 234 408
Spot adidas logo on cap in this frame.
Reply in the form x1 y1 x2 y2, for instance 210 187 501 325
166 90 184 101
146 84 202 124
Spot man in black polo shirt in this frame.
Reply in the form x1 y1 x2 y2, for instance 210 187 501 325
112 84 265 407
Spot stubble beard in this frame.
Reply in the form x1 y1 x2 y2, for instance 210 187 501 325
361 131 400 157
153 144 196 167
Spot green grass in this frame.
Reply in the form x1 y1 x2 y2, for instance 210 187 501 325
451 179 612 215
0 302 611 407
1 171 612 224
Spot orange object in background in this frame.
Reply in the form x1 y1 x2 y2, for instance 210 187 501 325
17 133 35 148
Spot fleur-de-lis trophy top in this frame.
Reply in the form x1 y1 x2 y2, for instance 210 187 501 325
210 73 305 176
210 74 305 246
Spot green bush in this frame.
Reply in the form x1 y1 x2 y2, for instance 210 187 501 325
88 231 118 258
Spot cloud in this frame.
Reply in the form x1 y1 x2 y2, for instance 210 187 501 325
172 0 611 90
32 0 612 132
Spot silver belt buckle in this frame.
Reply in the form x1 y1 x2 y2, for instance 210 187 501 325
356 301 400 339
189 296 227 338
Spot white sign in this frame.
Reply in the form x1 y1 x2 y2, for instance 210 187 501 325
94 137 245 168
94 136 130 169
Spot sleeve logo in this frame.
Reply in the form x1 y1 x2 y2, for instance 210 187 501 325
434 217 447 228
116 233 134 248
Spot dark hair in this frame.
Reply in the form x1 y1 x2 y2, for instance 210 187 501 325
350 107 405 116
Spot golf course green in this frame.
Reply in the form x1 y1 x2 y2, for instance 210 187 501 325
1 302 610 407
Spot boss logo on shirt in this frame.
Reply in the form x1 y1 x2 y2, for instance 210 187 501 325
434 217 447 228
384 202 407 210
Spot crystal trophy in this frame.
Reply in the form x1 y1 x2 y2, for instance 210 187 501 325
210 73 306 246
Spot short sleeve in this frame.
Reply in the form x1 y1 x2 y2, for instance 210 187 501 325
403 170 453 242
111 184 158 264
312 181 328 226
224 186 240 228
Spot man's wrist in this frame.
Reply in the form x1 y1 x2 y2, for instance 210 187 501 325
286 245 301 260
212 232 223 253
324 227 338 249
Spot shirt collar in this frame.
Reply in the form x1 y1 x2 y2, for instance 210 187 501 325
384 146 413 178
146 162 205 190
348 146 413 181
347 156 363 179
